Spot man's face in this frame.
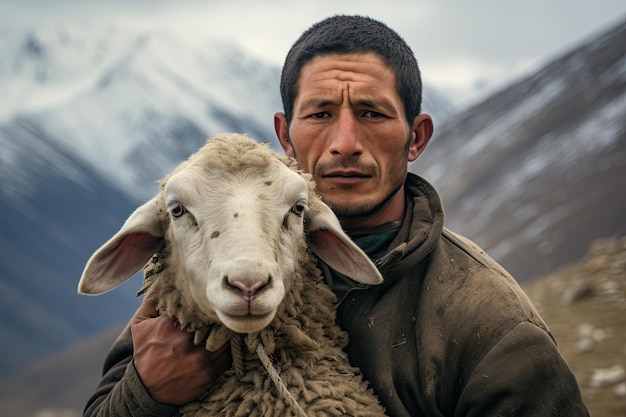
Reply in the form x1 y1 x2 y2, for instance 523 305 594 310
275 52 432 228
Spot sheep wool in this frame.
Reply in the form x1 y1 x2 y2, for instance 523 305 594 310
142 243 384 417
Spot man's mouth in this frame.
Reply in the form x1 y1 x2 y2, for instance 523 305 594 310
322 170 370 185
323 169 369 178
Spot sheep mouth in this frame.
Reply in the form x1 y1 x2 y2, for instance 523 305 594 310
218 310 277 333
218 296 278 318
222 303 277 318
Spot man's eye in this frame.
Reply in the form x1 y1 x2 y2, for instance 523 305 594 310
363 111 384 118
310 112 330 119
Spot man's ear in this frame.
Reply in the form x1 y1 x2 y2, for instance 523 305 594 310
408 114 434 162
274 112 295 157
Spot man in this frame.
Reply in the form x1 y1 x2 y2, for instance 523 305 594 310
84 15 589 416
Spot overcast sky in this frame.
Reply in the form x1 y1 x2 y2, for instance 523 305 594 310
2 0 625 109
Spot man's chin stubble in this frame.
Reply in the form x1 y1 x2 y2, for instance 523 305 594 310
325 181 404 220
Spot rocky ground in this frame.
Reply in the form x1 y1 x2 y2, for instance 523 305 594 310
523 237 626 417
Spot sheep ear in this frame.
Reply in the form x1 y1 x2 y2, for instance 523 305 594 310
78 196 164 295
306 198 383 285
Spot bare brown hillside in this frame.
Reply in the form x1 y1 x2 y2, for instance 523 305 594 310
524 237 626 417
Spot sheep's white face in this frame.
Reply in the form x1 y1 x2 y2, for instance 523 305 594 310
163 160 309 333
78 135 382 330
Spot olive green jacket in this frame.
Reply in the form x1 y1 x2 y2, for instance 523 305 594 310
83 173 589 417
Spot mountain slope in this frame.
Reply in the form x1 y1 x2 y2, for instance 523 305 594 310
412 21 626 282
0 323 127 417
0 21 457 378
0 116 142 377
1 23 284 200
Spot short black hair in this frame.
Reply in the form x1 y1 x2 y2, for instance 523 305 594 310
280 15 422 125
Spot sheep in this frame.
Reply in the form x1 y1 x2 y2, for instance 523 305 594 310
78 133 387 417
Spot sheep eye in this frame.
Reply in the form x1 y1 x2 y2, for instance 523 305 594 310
170 202 186 218
291 203 305 216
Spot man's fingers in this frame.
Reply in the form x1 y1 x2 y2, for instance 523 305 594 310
190 342 233 382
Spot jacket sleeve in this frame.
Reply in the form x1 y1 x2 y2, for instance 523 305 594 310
83 323 180 417
457 321 589 417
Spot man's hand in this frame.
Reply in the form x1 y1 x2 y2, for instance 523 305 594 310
131 298 232 406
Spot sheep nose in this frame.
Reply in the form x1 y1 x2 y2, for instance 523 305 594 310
226 277 270 301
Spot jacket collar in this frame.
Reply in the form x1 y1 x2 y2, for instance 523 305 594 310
376 173 445 276
321 173 445 297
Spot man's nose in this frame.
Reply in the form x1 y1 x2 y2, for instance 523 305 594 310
328 111 363 157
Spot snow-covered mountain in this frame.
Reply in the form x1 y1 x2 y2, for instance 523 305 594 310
0 22 455 378
1 23 283 202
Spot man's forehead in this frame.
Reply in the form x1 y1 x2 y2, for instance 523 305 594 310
294 65 399 112
297 54 394 90
298 52 393 77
